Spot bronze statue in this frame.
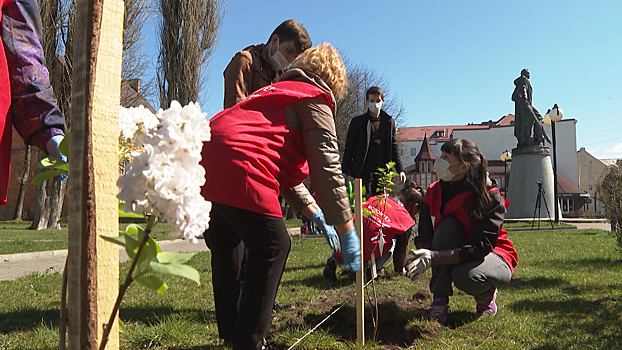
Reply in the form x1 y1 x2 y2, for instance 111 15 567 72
512 69 550 147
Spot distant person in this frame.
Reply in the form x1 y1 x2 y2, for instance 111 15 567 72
1 0 66 206
405 139 518 326
323 183 425 281
201 43 360 350
341 86 406 196
223 19 312 109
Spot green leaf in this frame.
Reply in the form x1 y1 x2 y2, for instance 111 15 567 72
156 252 196 264
123 232 139 259
40 157 68 171
123 224 144 235
136 235 159 266
58 129 70 157
48 301 61 308
118 319 127 335
101 235 127 247
135 275 168 294
149 261 201 285
33 170 67 186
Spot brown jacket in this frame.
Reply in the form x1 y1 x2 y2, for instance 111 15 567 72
223 44 274 109
278 69 351 225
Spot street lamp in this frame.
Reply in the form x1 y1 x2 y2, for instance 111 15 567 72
500 150 512 196
544 104 564 223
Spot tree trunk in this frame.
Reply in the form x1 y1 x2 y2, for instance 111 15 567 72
13 145 33 220
30 150 66 230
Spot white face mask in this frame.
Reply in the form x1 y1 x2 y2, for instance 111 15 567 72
434 158 461 182
268 40 289 71
368 101 383 114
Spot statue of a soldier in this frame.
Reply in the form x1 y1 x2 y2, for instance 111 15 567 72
512 69 550 147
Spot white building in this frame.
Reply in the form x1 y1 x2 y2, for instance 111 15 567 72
398 114 587 216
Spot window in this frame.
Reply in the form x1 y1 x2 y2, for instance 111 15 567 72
410 148 417 156
427 161 432 172
434 131 444 138
589 185 593 191
420 162 425 172
588 173 592 179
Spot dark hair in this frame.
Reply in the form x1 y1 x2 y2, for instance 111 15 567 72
399 182 425 212
365 86 384 101
440 139 491 219
268 19 312 55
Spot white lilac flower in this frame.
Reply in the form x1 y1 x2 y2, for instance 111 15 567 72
118 105 160 147
117 101 211 242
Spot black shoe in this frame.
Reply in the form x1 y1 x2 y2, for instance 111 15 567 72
273 302 295 310
323 257 337 281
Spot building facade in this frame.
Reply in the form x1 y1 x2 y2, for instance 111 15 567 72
577 147 618 215
398 114 586 217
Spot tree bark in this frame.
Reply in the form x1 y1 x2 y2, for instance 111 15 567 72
13 145 33 220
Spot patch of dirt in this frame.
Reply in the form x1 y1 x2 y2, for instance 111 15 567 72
274 290 440 348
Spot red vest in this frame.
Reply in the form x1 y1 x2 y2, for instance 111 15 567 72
336 196 415 262
425 181 518 273
201 80 331 216
0 0 14 205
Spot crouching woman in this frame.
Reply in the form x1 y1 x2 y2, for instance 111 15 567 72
406 139 518 325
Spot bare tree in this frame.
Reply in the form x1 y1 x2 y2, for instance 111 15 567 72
334 57 406 156
122 0 155 106
157 0 223 108
28 0 75 230
12 145 33 220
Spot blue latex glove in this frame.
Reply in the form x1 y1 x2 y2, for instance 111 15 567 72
46 135 67 162
311 209 340 252
46 135 68 181
339 227 361 272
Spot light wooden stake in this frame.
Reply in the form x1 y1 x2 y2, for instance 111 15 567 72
354 178 364 344
67 0 124 348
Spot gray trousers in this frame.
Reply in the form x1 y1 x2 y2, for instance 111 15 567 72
430 217 512 298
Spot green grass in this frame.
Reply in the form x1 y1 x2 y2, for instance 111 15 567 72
0 221 177 254
503 221 572 229
1 228 621 349
0 219 302 254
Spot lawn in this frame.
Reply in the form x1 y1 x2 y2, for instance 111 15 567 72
1 227 621 349
0 219 304 255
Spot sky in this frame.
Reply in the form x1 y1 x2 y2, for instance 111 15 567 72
141 0 621 159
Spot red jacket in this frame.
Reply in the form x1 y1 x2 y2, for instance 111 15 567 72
425 181 518 273
202 80 331 217
337 196 415 262
0 0 12 205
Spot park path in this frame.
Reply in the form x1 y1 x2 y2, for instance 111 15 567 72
0 223 611 281
0 228 302 281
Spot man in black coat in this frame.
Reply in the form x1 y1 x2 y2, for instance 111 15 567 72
342 86 406 196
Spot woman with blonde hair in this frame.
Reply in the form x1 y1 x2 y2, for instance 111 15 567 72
200 43 359 350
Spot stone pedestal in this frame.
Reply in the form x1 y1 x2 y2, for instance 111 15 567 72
505 146 556 219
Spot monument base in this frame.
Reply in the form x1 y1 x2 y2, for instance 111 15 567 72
505 146 556 220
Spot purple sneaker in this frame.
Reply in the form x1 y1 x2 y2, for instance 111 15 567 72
475 288 497 316
429 297 449 325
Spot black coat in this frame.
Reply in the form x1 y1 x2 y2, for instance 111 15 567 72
342 110 404 178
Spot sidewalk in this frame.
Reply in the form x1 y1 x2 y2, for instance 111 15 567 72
0 228 301 281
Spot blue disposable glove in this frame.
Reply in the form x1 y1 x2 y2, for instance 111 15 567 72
339 227 361 272
46 135 68 181
311 209 340 252
46 135 67 162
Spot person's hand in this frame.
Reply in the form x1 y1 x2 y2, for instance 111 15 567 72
311 209 340 252
46 135 68 181
405 249 432 280
339 227 361 272
399 171 407 183
46 135 67 162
